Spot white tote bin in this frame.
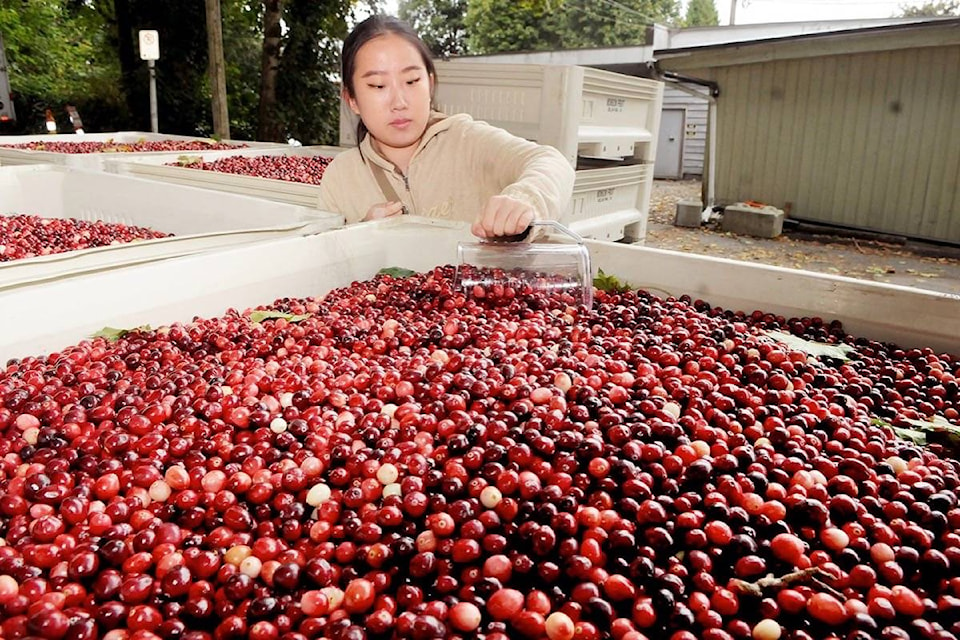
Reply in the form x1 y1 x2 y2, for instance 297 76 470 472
0 164 344 287
0 131 287 171
0 217 956 361
340 62 664 168
567 164 651 243
107 146 347 209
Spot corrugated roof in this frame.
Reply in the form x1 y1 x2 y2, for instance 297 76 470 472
656 17 960 68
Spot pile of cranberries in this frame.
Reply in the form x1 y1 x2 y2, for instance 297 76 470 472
0 141 246 154
169 156 332 185
1 266 959 640
0 215 172 262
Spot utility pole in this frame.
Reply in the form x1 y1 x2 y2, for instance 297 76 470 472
729 0 737 25
205 0 230 139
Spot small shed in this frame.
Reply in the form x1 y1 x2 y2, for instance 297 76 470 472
656 19 960 244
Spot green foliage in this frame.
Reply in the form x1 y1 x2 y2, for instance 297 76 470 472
249 310 311 324
897 0 959 15
378 267 418 277
466 0 681 54
399 0 469 57
0 0 386 142
465 0 554 54
0 0 123 133
273 0 353 145
221 0 263 140
684 0 720 26
593 268 632 292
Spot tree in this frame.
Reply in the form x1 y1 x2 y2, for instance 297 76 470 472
684 0 719 26
0 0 121 133
90 0 214 135
465 0 552 54
465 0 681 55
257 0 283 141
1 0 385 142
273 0 353 145
220 0 263 140
399 0 469 57
205 0 230 139
898 0 959 15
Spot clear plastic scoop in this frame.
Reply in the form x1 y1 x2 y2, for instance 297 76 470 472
454 220 593 308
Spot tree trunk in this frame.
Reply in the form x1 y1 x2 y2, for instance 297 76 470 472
205 0 231 139
113 0 142 127
257 0 283 141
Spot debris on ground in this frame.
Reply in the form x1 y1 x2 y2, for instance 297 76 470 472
645 180 960 296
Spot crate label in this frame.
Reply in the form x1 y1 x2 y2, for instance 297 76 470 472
606 98 625 113
595 188 616 203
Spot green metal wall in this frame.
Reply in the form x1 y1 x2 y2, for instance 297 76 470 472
711 45 960 243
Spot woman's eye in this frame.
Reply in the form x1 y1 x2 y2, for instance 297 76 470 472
367 84 385 90
406 77 421 85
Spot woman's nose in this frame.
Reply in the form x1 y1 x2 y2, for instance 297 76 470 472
391 85 408 109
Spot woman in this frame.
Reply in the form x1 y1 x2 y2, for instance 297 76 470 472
319 15 575 239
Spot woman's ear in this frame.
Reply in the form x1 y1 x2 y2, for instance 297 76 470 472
343 87 361 116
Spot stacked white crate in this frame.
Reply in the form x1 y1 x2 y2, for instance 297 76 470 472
339 62 663 242
108 146 347 210
0 131 287 171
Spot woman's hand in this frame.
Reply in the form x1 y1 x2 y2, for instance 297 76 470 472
363 201 405 221
471 195 536 239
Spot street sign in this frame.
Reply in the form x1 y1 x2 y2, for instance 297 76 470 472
139 30 160 61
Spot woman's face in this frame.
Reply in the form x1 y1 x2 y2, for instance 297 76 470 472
346 33 433 159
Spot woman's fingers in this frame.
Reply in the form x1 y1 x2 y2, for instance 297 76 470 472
364 201 405 221
475 196 536 238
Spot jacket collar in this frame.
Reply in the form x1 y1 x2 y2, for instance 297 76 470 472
360 110 459 172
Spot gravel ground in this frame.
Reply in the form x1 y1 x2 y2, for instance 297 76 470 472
644 180 960 297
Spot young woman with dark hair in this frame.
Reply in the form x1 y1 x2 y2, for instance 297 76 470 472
319 15 574 239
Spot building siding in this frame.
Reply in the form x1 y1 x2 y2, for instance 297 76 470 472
662 84 708 177
711 45 960 243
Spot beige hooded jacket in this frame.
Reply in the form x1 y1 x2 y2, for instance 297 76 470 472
318 112 575 227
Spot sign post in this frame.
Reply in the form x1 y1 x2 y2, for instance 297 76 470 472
138 30 160 133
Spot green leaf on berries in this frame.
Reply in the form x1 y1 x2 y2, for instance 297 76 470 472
175 155 203 166
902 415 960 435
91 325 152 342
892 426 928 446
377 267 417 278
249 310 310 324
764 330 856 361
893 416 960 455
593 269 631 293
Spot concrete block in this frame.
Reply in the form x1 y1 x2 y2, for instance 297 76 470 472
675 200 703 228
721 203 784 238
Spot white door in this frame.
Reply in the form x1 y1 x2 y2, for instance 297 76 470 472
655 109 685 179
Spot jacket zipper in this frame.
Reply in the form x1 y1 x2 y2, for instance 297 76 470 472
395 168 413 215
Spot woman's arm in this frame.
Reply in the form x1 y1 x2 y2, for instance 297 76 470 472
457 118 575 238
318 150 394 225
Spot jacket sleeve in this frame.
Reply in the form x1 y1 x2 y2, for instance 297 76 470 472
318 151 371 226
464 118 576 222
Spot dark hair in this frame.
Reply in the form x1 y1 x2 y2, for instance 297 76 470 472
341 15 437 144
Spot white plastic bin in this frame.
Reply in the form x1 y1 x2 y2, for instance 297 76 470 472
0 217 956 361
567 164 651 243
0 164 344 287
108 146 346 209
340 62 664 168
0 131 287 171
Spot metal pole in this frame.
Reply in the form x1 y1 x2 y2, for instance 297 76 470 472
729 0 737 25
148 59 158 133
